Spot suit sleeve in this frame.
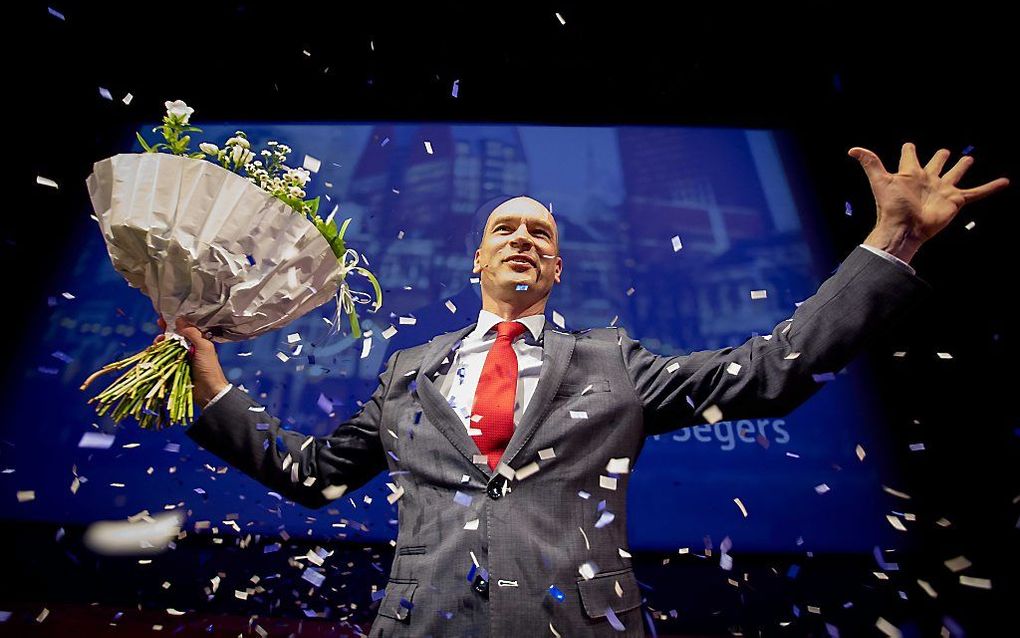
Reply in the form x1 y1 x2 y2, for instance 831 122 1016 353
620 245 932 436
185 350 400 509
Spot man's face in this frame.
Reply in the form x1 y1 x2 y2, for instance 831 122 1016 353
472 197 562 303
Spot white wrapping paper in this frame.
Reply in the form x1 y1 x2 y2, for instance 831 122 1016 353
86 153 342 342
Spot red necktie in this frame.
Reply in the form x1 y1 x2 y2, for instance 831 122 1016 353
471 321 527 471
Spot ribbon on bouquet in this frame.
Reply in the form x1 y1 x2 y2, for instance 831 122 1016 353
328 248 383 339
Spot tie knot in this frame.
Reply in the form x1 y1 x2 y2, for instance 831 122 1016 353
495 321 527 341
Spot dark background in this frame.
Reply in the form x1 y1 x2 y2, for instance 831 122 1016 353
4 2 1017 636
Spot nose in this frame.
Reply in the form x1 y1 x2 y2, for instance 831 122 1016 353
508 223 534 248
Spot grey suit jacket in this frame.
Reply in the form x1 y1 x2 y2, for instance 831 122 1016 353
187 245 930 637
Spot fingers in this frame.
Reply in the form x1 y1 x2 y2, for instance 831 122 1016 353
942 155 975 186
157 316 166 331
924 148 952 176
848 146 888 184
899 141 922 173
961 177 1011 204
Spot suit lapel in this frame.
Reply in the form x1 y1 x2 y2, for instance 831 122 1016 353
416 320 576 479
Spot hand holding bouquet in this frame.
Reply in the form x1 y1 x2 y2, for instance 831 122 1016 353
80 100 382 429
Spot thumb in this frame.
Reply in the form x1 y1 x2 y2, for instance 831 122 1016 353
848 146 888 184
175 319 215 355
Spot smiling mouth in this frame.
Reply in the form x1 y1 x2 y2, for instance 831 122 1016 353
504 255 536 267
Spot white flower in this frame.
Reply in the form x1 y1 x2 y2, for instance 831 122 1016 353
287 167 311 187
226 136 250 149
231 146 253 166
199 142 219 155
164 100 194 123
288 186 306 199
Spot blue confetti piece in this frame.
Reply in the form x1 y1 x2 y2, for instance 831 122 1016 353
317 393 333 414
787 564 800 579
256 423 270 431
47 296 58 307
643 609 659 638
301 568 325 587
452 79 460 98
381 137 390 147
302 609 318 618
276 435 287 452
440 610 454 620
142 407 158 417
844 201 853 216
812 372 836 383
163 443 180 453
38 367 59 375
399 597 414 611
194 488 206 495
605 607 626 631
113 612 123 621
453 491 472 507
246 254 256 266
262 439 270 450
263 543 280 553
466 563 477 583
597 499 606 512
792 604 800 618
51 351 73 364
516 284 529 291
388 450 400 462
595 511 615 528
48 7 65 20
371 589 386 601
408 380 417 394
548 585 565 602
962 144 974 155
413 411 422 424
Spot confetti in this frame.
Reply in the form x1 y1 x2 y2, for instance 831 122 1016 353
605 607 626 631
382 325 398 339
122 93 133 105
569 410 588 419
916 579 937 598
733 498 748 517
320 483 347 500
361 337 372 359
625 287 635 296
83 511 183 555
606 457 630 474
671 235 683 252
944 556 971 572
619 548 631 558
936 352 953 359
815 483 830 494
424 141 434 154
962 144 975 155
37 176 59 189
78 432 115 449
875 617 903 638
960 575 991 589
599 476 617 490
516 284 529 291
99 87 113 100
726 362 742 375
302 155 321 173
845 201 853 216
886 515 907 531
702 404 723 424
555 12 566 25
48 7 65 20
552 310 565 328
464 518 479 530
578 561 597 580
452 79 460 98
812 372 836 382
275 352 289 363
538 447 556 460
784 352 801 360
595 511 615 528
666 361 680 373
386 483 404 505
882 485 912 500
548 585 565 602
515 462 540 480
301 568 325 587
453 491 472 507
445 299 457 314
909 442 925 451
750 289 767 300
16 490 35 502
287 332 301 344
399 315 417 325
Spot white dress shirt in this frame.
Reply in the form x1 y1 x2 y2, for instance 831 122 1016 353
203 245 912 411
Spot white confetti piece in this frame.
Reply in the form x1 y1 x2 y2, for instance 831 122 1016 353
248 405 266 413
552 310 565 328
234 590 248 600
569 410 588 419
959 575 991 589
464 518 479 530
473 454 488 465
964 221 976 230
515 462 540 480
909 442 925 452
424 141 434 154
606 457 630 474
784 352 801 360
287 333 301 344
578 562 596 580
944 556 971 572
671 235 683 251
122 93 133 105
78 432 116 449
398 315 417 325
733 497 748 517
83 511 183 555
16 490 35 502
666 361 680 373
36 608 49 622
320 483 348 500
726 362 742 375
916 579 937 598
37 176 59 189
445 299 457 314
302 476 316 487
538 447 556 460
886 515 907 531
815 483 830 494
893 351 907 357
555 12 566 25
302 155 321 173
702 404 723 424
581 384 593 395
750 289 767 300
618 548 631 558
875 616 903 638
625 287 635 296
882 485 912 500
386 484 405 505
360 337 372 359
275 352 289 363
936 352 953 359
599 475 617 490
382 325 398 339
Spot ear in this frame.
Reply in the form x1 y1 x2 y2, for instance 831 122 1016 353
553 256 563 284
472 248 482 274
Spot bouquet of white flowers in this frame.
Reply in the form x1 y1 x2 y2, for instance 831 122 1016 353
79 100 382 429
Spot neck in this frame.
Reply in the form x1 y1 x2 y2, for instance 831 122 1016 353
480 294 548 321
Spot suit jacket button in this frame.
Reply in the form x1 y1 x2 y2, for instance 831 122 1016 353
487 484 502 500
472 574 489 598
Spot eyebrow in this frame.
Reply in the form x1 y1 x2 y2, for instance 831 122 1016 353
489 216 554 233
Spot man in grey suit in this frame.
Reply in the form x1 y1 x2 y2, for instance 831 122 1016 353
164 143 1007 636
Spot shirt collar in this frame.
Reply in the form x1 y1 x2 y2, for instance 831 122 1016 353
470 308 546 342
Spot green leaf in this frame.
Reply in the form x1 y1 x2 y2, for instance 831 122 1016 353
306 196 320 217
338 217 352 240
135 131 153 152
